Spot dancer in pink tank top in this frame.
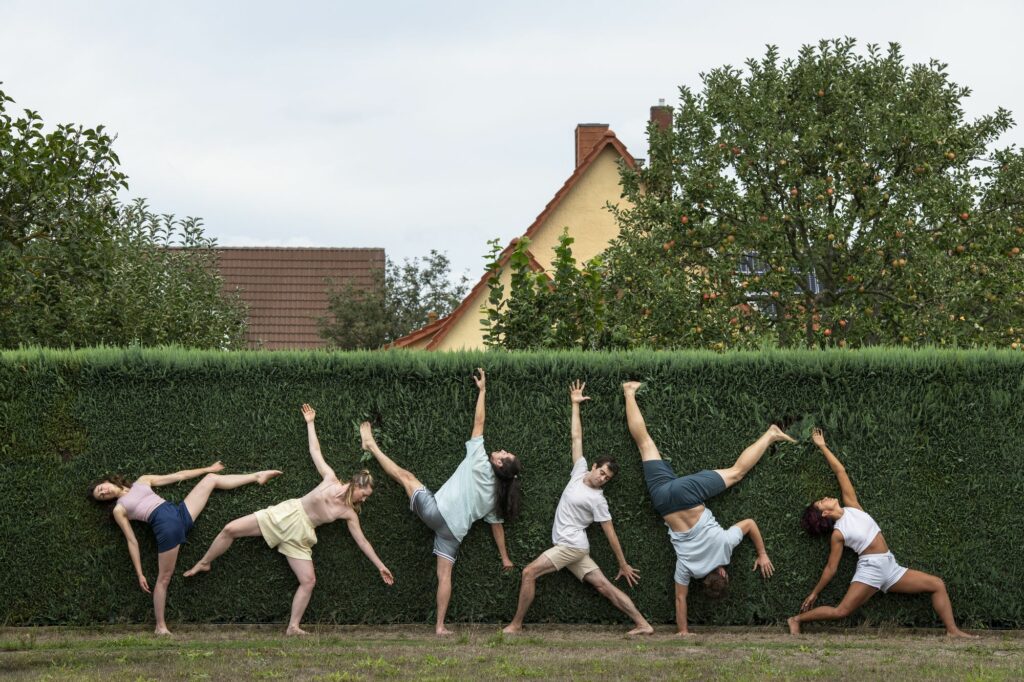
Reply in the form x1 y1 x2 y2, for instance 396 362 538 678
88 462 281 635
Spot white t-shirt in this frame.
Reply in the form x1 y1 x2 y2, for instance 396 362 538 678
668 508 743 585
551 458 612 551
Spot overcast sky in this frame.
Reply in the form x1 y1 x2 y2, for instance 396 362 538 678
2 0 1022 279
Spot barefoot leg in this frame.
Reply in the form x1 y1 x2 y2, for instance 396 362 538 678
503 554 558 634
360 422 424 499
153 547 180 635
789 581 877 634
583 569 653 635
715 425 796 488
184 514 262 577
285 557 316 636
623 382 662 462
888 569 975 637
183 471 281 521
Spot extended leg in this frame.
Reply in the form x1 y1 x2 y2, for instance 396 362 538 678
285 557 316 636
583 569 654 635
183 470 281 520
153 547 180 635
623 382 662 461
787 581 877 634
435 556 455 636
715 426 796 488
888 569 975 638
360 422 423 498
184 514 262 577
503 554 558 634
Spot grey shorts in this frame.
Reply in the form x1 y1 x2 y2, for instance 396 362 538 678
410 487 460 563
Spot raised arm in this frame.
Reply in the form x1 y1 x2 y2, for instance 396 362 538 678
345 516 394 585
302 404 337 482
471 368 486 439
811 428 861 510
112 505 151 594
138 461 224 488
735 518 775 578
800 532 845 612
599 520 640 587
490 521 513 571
569 380 590 464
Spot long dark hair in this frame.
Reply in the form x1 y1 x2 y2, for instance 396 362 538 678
800 503 836 537
86 474 133 518
492 456 521 522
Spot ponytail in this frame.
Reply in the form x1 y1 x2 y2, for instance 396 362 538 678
492 457 521 522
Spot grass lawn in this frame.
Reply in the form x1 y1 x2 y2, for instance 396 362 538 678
1 625 1021 680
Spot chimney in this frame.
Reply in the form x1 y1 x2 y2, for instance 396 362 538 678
575 123 610 167
650 98 672 132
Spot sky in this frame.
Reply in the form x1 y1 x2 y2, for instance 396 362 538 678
2 0 1023 280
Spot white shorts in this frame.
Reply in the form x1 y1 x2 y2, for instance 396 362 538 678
851 551 908 592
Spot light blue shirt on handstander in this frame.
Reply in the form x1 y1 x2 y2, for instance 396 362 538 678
434 436 502 542
668 508 743 585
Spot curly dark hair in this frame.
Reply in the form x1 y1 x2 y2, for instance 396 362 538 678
703 571 729 600
800 503 836 537
492 455 521 522
592 455 620 477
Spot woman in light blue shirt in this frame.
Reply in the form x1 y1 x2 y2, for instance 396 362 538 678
360 368 521 635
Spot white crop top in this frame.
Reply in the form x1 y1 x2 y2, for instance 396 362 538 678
834 506 881 554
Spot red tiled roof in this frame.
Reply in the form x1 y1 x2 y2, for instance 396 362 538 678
393 130 634 350
215 247 384 349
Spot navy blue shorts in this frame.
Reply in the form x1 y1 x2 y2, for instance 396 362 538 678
642 461 726 517
149 501 194 553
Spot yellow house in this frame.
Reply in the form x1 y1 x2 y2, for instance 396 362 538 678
392 119 649 350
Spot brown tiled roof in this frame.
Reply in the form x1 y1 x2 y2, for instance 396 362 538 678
392 130 634 350
215 247 384 349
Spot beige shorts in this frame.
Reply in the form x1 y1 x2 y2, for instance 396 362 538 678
255 498 317 561
542 545 600 581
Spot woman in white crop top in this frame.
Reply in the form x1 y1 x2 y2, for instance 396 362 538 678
88 461 280 635
786 429 973 638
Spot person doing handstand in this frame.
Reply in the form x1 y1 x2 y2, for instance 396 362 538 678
623 381 793 636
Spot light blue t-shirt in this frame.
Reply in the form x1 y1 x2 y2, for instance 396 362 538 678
668 508 743 585
434 436 502 542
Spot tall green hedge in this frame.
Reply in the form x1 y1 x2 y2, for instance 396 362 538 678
1 348 1021 627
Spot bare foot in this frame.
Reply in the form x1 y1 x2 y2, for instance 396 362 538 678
947 629 978 639
255 470 283 485
768 425 797 444
502 624 522 635
183 561 210 578
787 616 802 635
622 381 642 396
154 626 172 636
676 630 694 638
435 627 454 637
360 422 377 452
627 624 654 636
286 626 309 636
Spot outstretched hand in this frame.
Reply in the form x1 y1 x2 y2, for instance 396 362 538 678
206 461 225 473
615 564 641 587
138 574 151 594
302 404 316 424
811 428 826 448
569 380 591 405
379 566 395 586
473 368 486 390
753 554 775 579
501 557 515 572
800 592 818 612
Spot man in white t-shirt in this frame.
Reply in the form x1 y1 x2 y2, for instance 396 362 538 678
503 380 653 635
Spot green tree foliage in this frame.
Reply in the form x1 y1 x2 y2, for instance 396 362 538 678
482 232 612 349
0 86 248 348
486 40 1024 350
320 250 469 349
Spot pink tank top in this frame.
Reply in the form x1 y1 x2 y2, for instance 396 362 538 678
117 483 166 522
